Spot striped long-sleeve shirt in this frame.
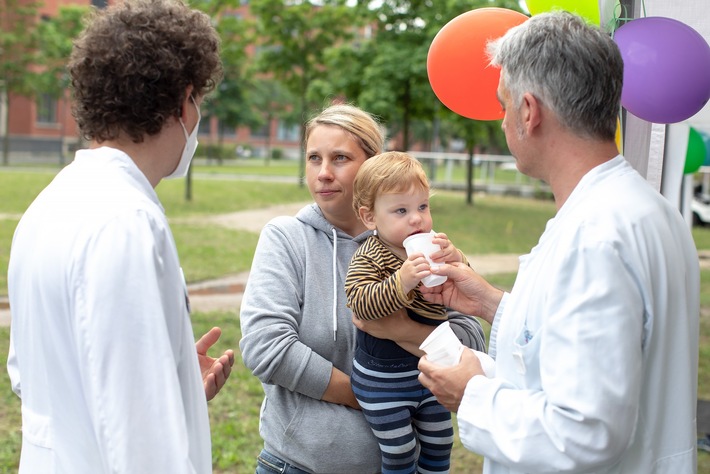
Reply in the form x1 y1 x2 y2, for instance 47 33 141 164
345 235 452 321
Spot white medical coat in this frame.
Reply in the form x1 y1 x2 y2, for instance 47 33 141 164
457 156 700 473
7 147 212 473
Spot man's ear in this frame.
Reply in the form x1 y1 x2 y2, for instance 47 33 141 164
521 92 542 133
359 207 377 230
180 85 195 120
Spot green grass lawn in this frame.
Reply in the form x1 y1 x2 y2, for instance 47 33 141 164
1 168 709 472
191 158 540 188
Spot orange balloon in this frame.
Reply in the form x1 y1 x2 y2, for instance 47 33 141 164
427 8 529 120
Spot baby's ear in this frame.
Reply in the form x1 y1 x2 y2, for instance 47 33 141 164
359 207 377 230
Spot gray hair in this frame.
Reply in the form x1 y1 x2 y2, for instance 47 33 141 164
305 104 385 158
487 11 622 141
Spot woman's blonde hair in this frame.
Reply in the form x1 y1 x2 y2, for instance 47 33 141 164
305 103 385 159
352 151 430 215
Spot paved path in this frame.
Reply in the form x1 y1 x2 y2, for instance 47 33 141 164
173 201 314 234
3 201 710 324
182 252 523 315
0 201 522 325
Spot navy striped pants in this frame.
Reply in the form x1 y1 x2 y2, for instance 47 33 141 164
352 349 453 474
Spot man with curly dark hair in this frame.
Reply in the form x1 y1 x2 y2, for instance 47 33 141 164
7 0 230 472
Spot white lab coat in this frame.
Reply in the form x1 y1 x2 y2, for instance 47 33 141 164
457 156 700 473
7 147 212 473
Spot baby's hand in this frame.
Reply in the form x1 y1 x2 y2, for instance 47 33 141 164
400 254 431 293
430 233 464 264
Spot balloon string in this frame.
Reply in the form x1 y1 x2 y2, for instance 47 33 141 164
607 0 648 38
607 0 647 153
606 0 650 153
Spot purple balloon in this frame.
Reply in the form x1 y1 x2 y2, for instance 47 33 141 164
614 17 710 124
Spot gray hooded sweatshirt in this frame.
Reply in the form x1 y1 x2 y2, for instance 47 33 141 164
239 204 485 473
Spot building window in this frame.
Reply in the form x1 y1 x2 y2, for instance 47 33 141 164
276 120 300 141
36 94 57 124
251 123 270 138
91 0 108 8
219 122 237 137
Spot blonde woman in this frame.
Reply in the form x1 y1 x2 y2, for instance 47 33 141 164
240 105 485 473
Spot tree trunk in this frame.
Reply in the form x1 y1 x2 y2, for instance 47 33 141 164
2 91 9 166
466 148 475 206
265 113 273 167
298 91 306 188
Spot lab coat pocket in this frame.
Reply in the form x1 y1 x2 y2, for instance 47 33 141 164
21 405 52 448
512 324 541 383
19 405 55 473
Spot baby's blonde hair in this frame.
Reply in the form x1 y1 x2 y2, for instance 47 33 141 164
352 151 430 215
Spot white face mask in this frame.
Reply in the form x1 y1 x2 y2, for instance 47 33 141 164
166 95 200 179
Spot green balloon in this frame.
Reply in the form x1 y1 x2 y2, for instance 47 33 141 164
525 0 600 25
685 127 706 174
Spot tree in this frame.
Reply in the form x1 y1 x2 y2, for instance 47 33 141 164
33 6 87 96
307 31 372 106
356 1 434 151
206 11 261 154
250 76 298 166
249 0 359 184
206 9 299 168
0 0 40 165
190 0 261 200
313 0 521 151
33 5 90 165
355 0 522 150
443 113 507 203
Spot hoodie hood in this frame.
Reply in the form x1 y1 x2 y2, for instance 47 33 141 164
295 203 371 339
294 203 370 243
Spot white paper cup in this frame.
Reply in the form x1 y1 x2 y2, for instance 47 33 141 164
402 231 447 287
426 345 465 367
420 321 460 353
419 321 463 367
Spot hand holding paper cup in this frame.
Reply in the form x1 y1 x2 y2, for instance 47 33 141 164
420 321 496 376
419 321 463 367
403 230 447 287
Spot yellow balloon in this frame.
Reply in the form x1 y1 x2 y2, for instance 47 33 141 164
525 0 600 25
615 117 622 153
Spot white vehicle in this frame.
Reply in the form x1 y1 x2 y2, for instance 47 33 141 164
692 193 710 226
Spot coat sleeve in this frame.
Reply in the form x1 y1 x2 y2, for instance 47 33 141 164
72 211 201 473
7 334 21 397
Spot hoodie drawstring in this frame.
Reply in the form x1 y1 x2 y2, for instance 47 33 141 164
332 227 338 341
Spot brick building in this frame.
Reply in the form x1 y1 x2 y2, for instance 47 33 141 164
1 0 303 164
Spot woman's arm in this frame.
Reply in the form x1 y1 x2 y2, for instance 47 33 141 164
352 309 430 356
322 367 360 409
353 307 487 355
447 310 487 352
239 219 334 400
